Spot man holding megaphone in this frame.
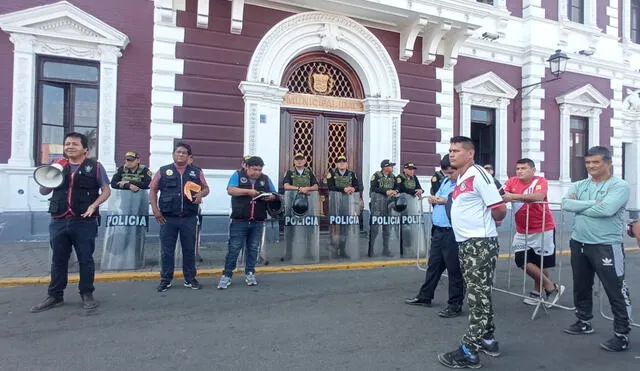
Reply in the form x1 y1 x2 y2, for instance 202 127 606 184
31 132 111 313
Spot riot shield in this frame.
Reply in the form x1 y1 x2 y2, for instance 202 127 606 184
327 191 361 260
398 193 427 258
368 193 401 258
101 190 149 270
283 190 320 264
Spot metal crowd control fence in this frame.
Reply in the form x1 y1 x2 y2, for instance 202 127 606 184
416 201 432 272
492 201 575 320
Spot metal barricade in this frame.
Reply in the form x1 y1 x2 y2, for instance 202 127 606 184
416 201 432 272
493 201 575 320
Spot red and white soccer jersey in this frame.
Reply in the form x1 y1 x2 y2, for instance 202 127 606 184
502 176 555 234
451 165 505 242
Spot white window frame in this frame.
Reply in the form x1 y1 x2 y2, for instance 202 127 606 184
559 0 596 26
455 71 517 183
555 84 610 183
0 1 129 172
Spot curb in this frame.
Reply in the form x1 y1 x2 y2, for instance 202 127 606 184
1 247 638 288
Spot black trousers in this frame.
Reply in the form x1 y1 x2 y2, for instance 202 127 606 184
160 215 198 282
48 218 98 299
570 239 631 334
416 226 464 308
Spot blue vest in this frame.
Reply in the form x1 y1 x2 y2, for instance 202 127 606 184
158 164 202 216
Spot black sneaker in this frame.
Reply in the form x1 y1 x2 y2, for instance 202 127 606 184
600 333 629 352
156 281 172 292
437 346 481 369
479 337 501 357
438 306 462 318
184 279 201 290
405 297 432 306
81 293 98 310
30 296 63 313
564 320 595 335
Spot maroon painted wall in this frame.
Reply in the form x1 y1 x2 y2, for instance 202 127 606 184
452 56 523 177
506 0 523 18
0 0 153 165
541 0 558 21
540 70 613 180
620 0 624 39
176 0 441 175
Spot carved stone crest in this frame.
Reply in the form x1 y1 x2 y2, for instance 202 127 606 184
308 65 333 95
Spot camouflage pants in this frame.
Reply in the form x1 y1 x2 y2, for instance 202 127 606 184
459 237 499 352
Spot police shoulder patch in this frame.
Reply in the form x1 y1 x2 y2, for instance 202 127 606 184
432 176 438 183
147 170 152 176
370 174 376 181
326 172 332 179
396 177 402 183
166 169 173 176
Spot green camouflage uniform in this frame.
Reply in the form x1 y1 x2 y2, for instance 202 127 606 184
458 236 499 352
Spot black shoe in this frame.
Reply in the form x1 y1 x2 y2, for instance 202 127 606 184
184 279 201 290
81 293 98 310
437 346 481 369
479 336 501 357
30 296 63 313
438 306 462 318
405 297 432 307
600 333 629 352
564 320 595 335
156 281 172 292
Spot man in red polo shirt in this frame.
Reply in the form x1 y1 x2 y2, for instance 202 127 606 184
502 158 564 307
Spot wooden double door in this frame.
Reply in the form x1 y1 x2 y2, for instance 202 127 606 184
279 110 363 219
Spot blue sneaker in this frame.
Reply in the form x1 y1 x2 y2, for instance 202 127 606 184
437 346 481 369
217 275 232 289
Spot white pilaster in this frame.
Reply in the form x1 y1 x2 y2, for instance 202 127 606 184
435 67 454 155
520 55 546 170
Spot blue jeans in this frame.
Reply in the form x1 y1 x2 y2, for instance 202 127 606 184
160 215 197 282
48 217 98 298
223 220 263 277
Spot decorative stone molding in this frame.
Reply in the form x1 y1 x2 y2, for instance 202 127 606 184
230 0 245 34
435 68 455 156
243 11 407 208
399 16 429 61
197 0 209 29
0 1 129 172
455 72 517 182
556 84 610 182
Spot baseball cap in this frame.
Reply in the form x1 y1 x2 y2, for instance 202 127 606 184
404 162 417 169
336 155 347 162
125 151 139 160
294 152 306 159
380 159 395 168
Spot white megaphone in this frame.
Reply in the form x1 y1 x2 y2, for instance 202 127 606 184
33 160 66 188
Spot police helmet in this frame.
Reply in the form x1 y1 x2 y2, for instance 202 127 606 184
392 196 408 212
267 194 284 218
292 193 309 216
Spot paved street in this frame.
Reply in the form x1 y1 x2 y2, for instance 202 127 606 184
1 256 639 371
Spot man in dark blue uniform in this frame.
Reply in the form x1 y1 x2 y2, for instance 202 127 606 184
31 132 111 313
150 142 210 292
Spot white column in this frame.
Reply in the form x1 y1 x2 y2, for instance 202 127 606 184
436 67 454 155
459 92 471 137
610 76 625 177
523 0 545 18
97 45 121 172
624 142 640 209
588 108 601 148
495 98 510 183
239 82 288 185
559 104 571 183
606 0 620 37
7 34 36 168
520 57 546 172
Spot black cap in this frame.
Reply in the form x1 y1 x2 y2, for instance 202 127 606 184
380 159 395 168
403 162 417 170
125 151 139 160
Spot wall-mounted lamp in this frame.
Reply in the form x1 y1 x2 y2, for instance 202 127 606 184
481 32 500 41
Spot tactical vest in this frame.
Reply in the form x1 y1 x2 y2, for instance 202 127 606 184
120 165 147 184
398 173 417 190
158 164 202 216
48 158 101 217
375 171 395 191
230 170 271 221
333 169 354 189
290 168 312 187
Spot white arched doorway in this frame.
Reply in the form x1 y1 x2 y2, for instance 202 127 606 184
239 11 407 204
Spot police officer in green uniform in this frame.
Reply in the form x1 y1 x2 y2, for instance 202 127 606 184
369 159 398 257
327 155 362 258
110 151 152 191
283 153 319 194
396 162 424 197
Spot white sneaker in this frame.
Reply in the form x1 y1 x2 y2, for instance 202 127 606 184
217 275 232 289
545 284 565 308
245 272 258 286
523 291 541 306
